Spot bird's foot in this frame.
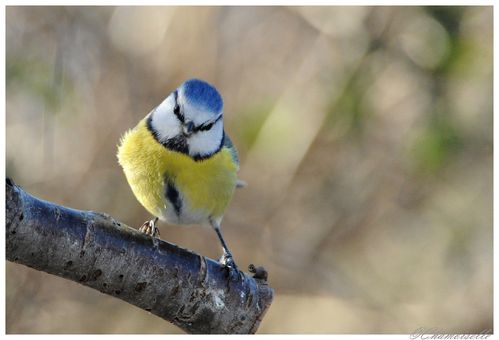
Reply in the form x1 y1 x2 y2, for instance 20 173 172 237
138 218 160 238
219 253 244 281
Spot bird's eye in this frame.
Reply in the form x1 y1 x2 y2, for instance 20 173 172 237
172 90 184 123
195 114 222 132
173 105 184 123
198 122 214 131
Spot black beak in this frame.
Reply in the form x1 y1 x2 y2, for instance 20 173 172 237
183 121 195 136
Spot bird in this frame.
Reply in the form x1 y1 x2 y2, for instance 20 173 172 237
117 78 241 272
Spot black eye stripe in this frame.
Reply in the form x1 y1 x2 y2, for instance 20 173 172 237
197 122 214 131
172 90 184 123
192 114 222 133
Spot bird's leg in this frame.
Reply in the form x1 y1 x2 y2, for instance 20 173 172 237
139 217 160 238
211 219 241 280
213 225 237 270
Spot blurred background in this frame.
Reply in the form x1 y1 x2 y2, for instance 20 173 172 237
6 6 492 334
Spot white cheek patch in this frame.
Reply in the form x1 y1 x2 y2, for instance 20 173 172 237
150 95 181 141
187 120 224 158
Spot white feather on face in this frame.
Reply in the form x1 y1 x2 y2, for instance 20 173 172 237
148 79 225 159
149 93 181 141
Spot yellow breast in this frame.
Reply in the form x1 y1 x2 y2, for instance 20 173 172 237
117 118 238 224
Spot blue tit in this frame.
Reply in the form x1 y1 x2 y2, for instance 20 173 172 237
117 79 241 270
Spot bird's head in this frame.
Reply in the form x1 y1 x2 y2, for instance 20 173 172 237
147 79 224 160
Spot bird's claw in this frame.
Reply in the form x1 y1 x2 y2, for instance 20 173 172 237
139 219 160 238
219 253 244 281
219 252 238 269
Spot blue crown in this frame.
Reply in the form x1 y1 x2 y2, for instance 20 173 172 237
180 79 223 113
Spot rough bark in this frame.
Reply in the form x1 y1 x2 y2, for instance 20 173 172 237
5 178 273 334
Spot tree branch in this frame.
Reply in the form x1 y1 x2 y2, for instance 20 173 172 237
5 178 273 334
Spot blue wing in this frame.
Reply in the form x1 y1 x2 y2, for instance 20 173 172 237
223 131 239 167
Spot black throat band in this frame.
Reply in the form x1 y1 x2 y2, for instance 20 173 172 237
146 112 225 162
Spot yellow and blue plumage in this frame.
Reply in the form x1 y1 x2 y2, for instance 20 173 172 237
117 79 241 270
